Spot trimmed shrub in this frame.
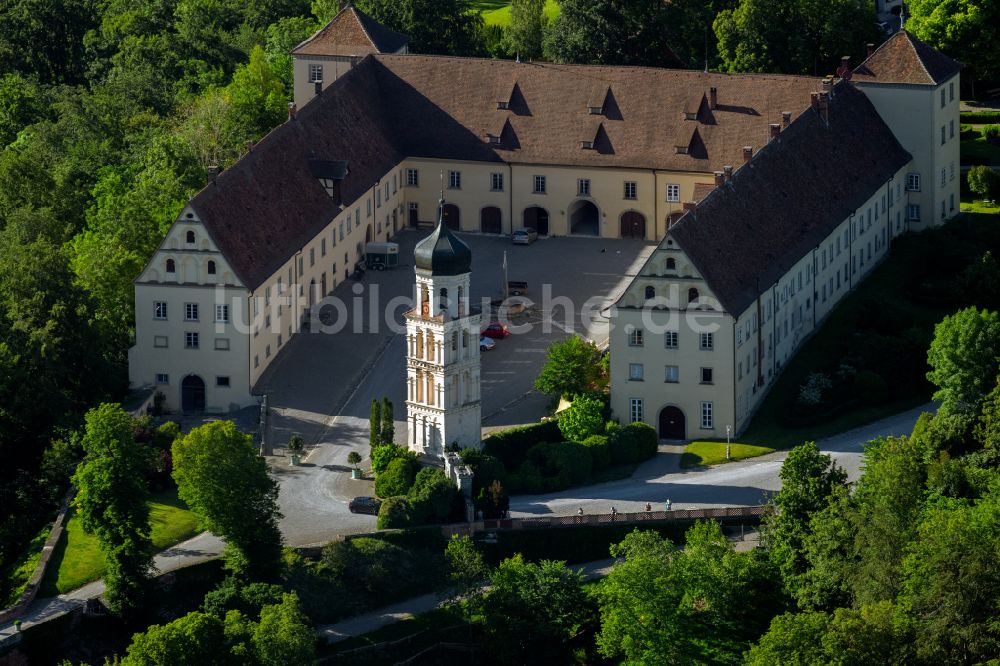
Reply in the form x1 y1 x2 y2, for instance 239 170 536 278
558 394 605 442
407 468 460 524
371 444 409 474
961 111 1000 124
581 434 610 470
482 420 563 468
506 460 544 494
459 448 507 497
526 441 592 492
376 496 413 529
984 124 1000 144
608 422 658 464
202 577 284 617
853 370 889 405
375 457 418 498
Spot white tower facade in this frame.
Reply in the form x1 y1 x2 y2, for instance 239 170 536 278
405 202 482 458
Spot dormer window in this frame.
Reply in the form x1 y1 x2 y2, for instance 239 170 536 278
588 106 602 115
666 258 676 271
166 259 176 273
496 101 509 110
644 286 655 300
688 288 700 306
207 260 216 275
580 140 595 149
487 134 501 145
186 230 195 243
318 178 336 197
309 64 323 83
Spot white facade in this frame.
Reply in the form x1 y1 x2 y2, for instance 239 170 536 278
404 254 482 458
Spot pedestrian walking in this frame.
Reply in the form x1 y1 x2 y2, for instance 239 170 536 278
645 502 652 512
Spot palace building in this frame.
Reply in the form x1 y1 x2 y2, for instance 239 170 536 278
127 4 959 430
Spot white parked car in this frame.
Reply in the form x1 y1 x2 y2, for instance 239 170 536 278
512 228 538 245
480 337 496 351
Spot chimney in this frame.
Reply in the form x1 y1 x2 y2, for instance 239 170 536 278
769 123 781 141
742 145 753 163
714 171 724 187
782 111 792 127
810 92 820 111
709 86 718 110
821 77 834 95
817 92 829 123
287 102 297 121
314 80 322 97
866 43 875 58
682 201 697 213
840 55 850 72
723 165 733 182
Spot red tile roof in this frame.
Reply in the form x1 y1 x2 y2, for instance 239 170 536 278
292 5 409 56
668 83 911 316
853 30 961 86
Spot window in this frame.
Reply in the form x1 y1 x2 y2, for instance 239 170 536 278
699 332 714 350
950 193 955 212
941 126 946 145
154 301 168 320
666 183 680 202
666 257 676 271
533 175 546 193
309 63 323 83
950 161 955 182
214 338 229 350
216 376 230 387
624 181 637 199
907 173 921 192
354 209 359 229
166 259 176 273
665 331 678 349
309 248 315 267
940 88 946 108
949 81 955 101
185 332 199 349
339 222 344 240
687 287 699 307
215 304 229 322
406 168 418 186
254 355 259 368
184 303 199 321
908 204 921 221
578 178 591 196
644 285 655 300
321 238 326 257
629 363 644 381
664 365 680 383
186 230 195 243
629 398 643 423
628 328 644 346
153 335 168 348
701 368 713 384
266 344 271 358
950 119 955 139
490 173 504 191
448 170 461 189
207 260 216 275
155 373 169 385
700 401 714 429
941 168 946 187
367 199 371 217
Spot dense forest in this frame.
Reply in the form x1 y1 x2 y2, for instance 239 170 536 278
0 0 992 597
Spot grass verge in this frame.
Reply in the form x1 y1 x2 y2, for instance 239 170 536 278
680 442 775 469
474 0 560 26
39 488 199 596
1 524 52 607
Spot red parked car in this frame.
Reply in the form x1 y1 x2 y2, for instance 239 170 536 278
481 322 510 339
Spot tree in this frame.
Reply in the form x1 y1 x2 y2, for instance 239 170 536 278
172 421 283 578
355 0 485 56
407 467 459 523
503 0 545 60
71 403 153 615
968 166 1000 201
534 335 601 397
908 0 1000 85
558 394 605 442
926 307 1000 415
714 0 880 75
119 611 228 666
763 442 847 592
482 555 593 664
380 396 394 446
251 593 317 666
371 443 407 473
376 495 414 528
226 44 288 142
347 451 362 469
0 0 97 84
544 0 684 67
443 535 488 649
745 610 829 665
370 398 381 450
374 456 418 498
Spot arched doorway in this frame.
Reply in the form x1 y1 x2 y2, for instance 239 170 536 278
569 200 599 236
522 206 549 235
620 211 646 239
658 406 685 440
181 375 206 413
480 206 502 234
442 204 460 230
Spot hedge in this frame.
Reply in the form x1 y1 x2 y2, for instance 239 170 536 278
607 422 658 464
374 457 418 498
961 111 1000 124
581 435 610 470
482 420 563 468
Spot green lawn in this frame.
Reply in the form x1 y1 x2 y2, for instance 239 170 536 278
960 125 1000 166
472 0 560 26
39 488 200 596
680 442 775 469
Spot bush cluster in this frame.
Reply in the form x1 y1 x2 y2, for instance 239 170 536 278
482 420 563 468
960 111 1000 124
376 467 463 528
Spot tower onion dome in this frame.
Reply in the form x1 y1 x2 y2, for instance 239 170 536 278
414 199 472 276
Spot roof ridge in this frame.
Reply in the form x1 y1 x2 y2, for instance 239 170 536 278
902 31 935 84
347 6 379 50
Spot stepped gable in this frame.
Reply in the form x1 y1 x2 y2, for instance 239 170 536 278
373 55 818 172
189 58 403 290
853 30 962 85
292 4 409 56
668 83 912 316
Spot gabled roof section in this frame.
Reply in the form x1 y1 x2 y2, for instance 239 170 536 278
853 30 961 86
292 4 409 57
667 82 912 315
